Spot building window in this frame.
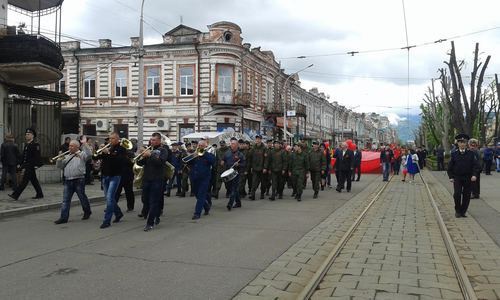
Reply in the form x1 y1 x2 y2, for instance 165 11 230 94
83 71 96 98
146 66 160 96
114 69 128 97
179 66 194 96
56 76 66 94
217 65 233 104
179 124 195 139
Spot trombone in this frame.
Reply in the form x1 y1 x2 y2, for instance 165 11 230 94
133 145 152 162
50 150 70 163
95 138 133 155
182 145 215 163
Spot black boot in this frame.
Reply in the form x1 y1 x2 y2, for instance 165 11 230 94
313 191 318 199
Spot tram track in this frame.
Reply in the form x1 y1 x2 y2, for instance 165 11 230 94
298 173 477 300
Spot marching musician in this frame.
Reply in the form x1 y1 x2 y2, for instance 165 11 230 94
137 132 169 231
9 128 44 201
168 142 185 197
189 139 216 220
93 132 127 229
212 140 229 199
223 137 245 210
114 145 135 212
180 142 194 197
54 138 92 224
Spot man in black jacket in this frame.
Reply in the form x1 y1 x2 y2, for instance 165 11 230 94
351 146 362 182
9 128 43 200
447 134 481 218
138 132 168 231
0 134 20 190
335 142 354 193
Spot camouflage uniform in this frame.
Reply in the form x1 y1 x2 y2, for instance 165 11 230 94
267 145 287 200
289 149 309 201
308 147 327 198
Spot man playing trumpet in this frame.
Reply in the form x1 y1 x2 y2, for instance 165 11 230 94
54 137 92 224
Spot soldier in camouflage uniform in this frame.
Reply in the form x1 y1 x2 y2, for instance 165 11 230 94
267 140 287 200
238 139 249 198
262 139 274 196
308 141 327 198
212 140 229 199
248 135 269 200
288 143 309 201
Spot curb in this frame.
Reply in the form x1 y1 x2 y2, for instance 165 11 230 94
0 190 142 219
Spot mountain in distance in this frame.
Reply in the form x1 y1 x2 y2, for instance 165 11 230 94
394 114 421 143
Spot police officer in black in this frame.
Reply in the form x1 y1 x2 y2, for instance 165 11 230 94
447 134 481 218
9 128 44 200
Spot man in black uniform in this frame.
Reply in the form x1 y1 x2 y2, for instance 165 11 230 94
335 142 354 193
447 134 481 218
9 128 44 200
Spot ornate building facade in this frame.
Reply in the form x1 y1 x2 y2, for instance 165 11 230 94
55 21 394 146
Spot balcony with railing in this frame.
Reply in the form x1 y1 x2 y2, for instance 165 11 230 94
295 103 307 117
264 101 284 115
0 33 64 86
209 91 251 107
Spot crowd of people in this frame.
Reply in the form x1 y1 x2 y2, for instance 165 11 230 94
1 128 498 230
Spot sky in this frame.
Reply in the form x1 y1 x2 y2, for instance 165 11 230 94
7 0 500 125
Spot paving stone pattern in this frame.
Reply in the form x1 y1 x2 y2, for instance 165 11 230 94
311 176 462 299
234 178 387 299
425 170 500 300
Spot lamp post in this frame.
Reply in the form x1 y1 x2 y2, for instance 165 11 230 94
137 0 146 146
282 64 313 143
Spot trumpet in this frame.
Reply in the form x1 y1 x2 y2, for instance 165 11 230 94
182 145 215 163
95 138 133 155
133 145 152 162
50 150 70 163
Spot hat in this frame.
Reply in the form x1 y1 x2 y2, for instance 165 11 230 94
212 144 217 147
238 139 244 143
176 142 183 146
255 134 262 139
219 140 226 144
273 140 280 144
312 141 319 145
245 141 250 145
455 133 470 141
192 140 198 144
25 128 36 137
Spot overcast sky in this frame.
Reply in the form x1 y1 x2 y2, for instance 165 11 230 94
8 0 500 124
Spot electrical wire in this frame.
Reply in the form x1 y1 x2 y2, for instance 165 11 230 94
277 25 500 60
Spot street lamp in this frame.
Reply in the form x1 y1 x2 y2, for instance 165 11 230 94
282 64 313 143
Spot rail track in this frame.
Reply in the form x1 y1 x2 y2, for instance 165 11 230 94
295 173 477 300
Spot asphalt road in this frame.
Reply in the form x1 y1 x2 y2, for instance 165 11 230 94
0 174 379 300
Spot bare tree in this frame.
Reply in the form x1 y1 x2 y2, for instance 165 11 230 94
440 42 491 137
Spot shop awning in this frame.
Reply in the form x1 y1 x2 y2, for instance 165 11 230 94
5 82 70 102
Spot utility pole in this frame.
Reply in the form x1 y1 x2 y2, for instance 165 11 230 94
137 0 146 146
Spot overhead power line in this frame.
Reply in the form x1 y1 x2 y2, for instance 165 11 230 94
278 25 500 59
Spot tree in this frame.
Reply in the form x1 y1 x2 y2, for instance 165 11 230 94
422 78 452 152
440 42 491 137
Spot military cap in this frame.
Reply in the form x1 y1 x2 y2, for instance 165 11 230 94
255 134 262 139
245 141 250 145
238 139 245 143
273 140 280 144
455 133 470 142
219 140 226 144
312 141 319 145
25 128 36 137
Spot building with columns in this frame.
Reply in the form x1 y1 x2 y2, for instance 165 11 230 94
55 21 395 146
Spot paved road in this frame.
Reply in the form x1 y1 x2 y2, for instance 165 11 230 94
0 175 379 299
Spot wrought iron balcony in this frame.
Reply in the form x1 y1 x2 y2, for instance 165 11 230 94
209 91 251 107
0 34 64 85
294 103 307 117
264 102 284 114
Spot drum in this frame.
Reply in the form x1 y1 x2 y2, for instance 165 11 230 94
221 168 238 182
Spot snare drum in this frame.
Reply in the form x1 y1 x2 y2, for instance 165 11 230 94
221 168 238 182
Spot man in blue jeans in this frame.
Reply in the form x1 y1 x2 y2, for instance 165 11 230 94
380 145 394 181
94 132 128 229
137 132 169 231
54 138 92 224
